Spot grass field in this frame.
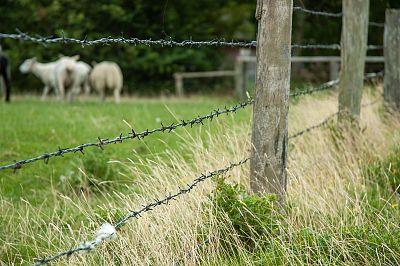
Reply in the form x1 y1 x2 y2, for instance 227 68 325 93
1 89 400 265
0 96 249 202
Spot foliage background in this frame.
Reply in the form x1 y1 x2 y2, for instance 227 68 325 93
0 0 397 95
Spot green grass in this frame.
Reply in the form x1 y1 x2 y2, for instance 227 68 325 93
1 92 400 265
0 97 250 204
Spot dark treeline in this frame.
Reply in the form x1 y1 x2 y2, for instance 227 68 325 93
0 0 398 95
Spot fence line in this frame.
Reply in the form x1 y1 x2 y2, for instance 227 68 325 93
32 94 383 265
290 79 339 98
289 98 382 139
33 158 250 266
368 22 385 28
0 2 393 266
0 31 383 51
0 71 383 172
0 31 257 47
173 238 210 266
293 6 384 28
0 99 253 172
292 44 383 51
288 71 382 98
293 6 342 17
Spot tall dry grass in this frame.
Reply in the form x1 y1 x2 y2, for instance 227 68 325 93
1 89 400 265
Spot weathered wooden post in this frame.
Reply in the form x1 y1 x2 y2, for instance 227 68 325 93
174 73 184 97
235 49 250 99
250 0 292 202
338 0 370 122
329 61 340 81
384 9 400 109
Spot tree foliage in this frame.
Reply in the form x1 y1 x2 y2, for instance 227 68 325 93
0 0 393 94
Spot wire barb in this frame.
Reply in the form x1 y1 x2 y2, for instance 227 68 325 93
0 71 384 172
33 158 249 265
0 31 383 50
173 238 210 266
293 6 342 17
293 5 384 28
0 99 253 171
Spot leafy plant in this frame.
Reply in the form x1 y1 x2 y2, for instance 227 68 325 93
59 149 119 195
208 177 278 248
364 147 400 196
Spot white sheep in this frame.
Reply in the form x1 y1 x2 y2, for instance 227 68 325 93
54 55 79 101
19 57 58 99
20 56 83 101
75 61 92 96
56 58 91 100
89 61 123 103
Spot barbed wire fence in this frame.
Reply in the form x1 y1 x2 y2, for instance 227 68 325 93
0 71 382 172
0 2 393 266
0 31 383 51
31 81 383 265
0 99 253 171
293 5 385 27
0 65 384 265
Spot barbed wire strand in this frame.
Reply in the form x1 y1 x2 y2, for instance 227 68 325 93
289 97 382 139
0 31 383 50
33 158 250 266
0 99 253 172
289 71 383 98
293 6 342 17
290 79 339 97
31 73 384 265
173 238 210 266
368 22 385 28
289 112 338 139
293 6 384 28
32 95 382 265
0 31 257 47
0 71 383 172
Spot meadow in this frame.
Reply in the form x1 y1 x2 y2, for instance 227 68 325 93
1 87 400 265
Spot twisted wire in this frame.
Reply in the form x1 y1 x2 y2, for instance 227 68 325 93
0 99 253 172
0 31 257 47
31 72 384 265
290 79 339 97
0 70 384 172
293 6 342 17
293 6 384 28
289 71 383 98
173 238 210 266
33 158 250 265
0 31 383 50
289 97 382 140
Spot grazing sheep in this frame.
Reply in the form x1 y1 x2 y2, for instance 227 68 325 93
89 61 123 103
0 46 11 102
74 61 92 96
54 55 79 101
19 57 58 100
20 56 89 101
56 57 91 101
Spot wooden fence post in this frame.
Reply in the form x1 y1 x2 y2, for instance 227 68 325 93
250 0 292 202
174 73 184 97
235 49 250 99
338 0 370 122
329 61 340 81
384 9 400 109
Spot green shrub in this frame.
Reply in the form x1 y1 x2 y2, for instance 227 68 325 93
363 147 400 209
208 177 278 248
59 150 119 195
